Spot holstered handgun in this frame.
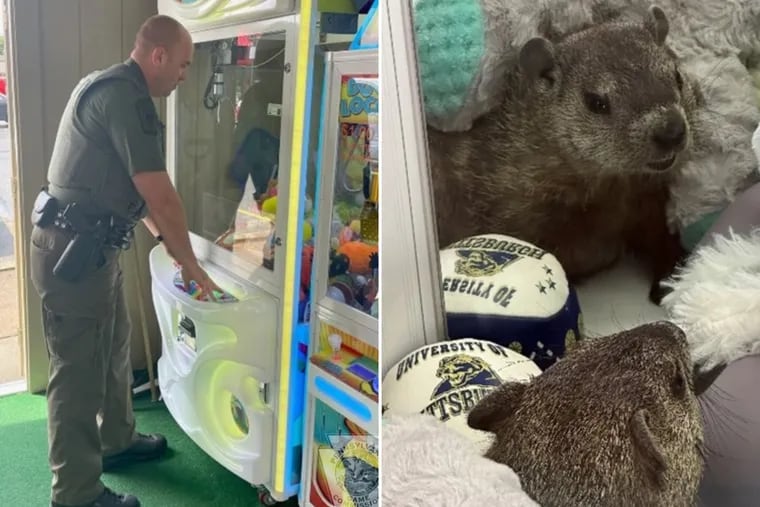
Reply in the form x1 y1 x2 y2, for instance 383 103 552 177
52 203 108 283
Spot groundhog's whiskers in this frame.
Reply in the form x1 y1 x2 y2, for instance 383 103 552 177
696 57 733 96
698 386 750 459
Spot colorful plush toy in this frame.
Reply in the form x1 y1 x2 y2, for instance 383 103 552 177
260 195 314 243
337 241 378 275
413 0 760 243
172 271 238 303
261 195 278 218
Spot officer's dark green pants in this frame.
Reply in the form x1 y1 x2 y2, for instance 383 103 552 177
30 225 137 505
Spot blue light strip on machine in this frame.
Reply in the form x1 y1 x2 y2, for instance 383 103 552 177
315 376 373 422
349 0 378 50
275 0 319 495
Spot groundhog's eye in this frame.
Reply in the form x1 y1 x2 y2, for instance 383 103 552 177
675 69 684 91
583 92 610 115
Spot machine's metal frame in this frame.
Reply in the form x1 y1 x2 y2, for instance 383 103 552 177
380 0 447 377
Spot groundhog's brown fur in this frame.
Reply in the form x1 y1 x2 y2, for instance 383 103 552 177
427 6 703 301
468 321 706 507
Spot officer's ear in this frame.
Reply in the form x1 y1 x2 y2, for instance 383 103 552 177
150 46 169 66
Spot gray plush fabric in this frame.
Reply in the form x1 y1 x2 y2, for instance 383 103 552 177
697 354 760 507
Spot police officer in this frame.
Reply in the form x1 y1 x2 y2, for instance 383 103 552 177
29 15 221 507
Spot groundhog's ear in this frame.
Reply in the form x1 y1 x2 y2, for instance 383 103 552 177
644 5 669 46
630 409 667 489
467 381 528 433
519 38 557 84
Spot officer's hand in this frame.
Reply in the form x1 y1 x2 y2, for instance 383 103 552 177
182 264 223 302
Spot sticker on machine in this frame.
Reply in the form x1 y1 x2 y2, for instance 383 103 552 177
267 103 282 117
310 399 378 507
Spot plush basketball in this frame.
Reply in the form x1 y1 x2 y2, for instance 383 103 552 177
440 233 583 370
382 339 541 453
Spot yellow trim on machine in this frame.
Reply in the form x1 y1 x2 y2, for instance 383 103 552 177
274 0 315 493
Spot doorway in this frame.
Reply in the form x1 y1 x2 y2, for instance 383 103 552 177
0 0 23 396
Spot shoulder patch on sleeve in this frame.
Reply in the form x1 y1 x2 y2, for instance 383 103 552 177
135 97 159 136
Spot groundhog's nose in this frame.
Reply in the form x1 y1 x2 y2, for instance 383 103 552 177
652 110 686 151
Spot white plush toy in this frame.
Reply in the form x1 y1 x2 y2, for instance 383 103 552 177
662 121 760 372
413 0 760 244
381 413 539 507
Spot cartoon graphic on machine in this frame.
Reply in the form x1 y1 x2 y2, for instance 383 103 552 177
309 399 379 507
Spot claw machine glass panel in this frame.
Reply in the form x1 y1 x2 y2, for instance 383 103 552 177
313 55 379 328
301 49 380 507
173 27 295 288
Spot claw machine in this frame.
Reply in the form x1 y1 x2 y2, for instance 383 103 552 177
151 0 323 504
300 43 380 507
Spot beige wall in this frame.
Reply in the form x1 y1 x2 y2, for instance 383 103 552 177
8 0 160 392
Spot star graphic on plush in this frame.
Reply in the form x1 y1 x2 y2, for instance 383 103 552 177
542 265 553 276
547 278 557 290
536 282 547 294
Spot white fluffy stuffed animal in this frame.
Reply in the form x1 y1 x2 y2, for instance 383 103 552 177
413 0 760 240
381 413 539 507
661 121 760 372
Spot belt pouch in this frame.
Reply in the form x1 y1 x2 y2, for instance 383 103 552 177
31 189 58 227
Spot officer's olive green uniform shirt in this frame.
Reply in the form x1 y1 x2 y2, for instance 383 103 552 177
47 58 166 221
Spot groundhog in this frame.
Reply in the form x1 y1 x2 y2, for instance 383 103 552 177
427 6 702 302
467 321 713 507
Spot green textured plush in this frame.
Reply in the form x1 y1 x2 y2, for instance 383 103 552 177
680 209 723 251
413 0 484 119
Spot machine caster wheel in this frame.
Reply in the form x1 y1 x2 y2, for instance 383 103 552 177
258 490 277 506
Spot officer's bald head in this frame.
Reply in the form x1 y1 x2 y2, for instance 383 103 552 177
134 15 189 54
131 15 193 97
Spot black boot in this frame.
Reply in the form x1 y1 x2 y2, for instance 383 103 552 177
102 432 168 472
51 488 140 507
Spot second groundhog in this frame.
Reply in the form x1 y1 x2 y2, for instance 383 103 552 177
467 321 710 506
427 6 702 301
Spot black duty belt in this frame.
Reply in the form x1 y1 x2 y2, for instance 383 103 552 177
34 188 136 250
52 209 135 250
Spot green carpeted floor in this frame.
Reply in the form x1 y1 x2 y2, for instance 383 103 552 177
0 391 300 507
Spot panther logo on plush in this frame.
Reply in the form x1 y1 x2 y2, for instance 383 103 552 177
454 249 518 278
432 354 502 398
